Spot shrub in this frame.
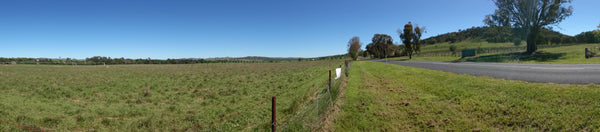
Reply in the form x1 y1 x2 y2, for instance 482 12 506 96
449 45 457 52
513 38 522 46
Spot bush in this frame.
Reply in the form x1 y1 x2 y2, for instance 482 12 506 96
449 45 457 52
513 38 522 46
427 39 436 44
395 50 404 56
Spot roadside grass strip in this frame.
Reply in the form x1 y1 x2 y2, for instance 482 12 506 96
335 61 600 131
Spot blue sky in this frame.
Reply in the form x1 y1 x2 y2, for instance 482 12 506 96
1 0 599 59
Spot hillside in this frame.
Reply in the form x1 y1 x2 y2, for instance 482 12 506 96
423 26 576 46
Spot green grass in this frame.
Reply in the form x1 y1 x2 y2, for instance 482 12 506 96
386 56 461 62
0 61 344 131
334 61 600 131
385 43 600 64
464 43 600 64
421 40 520 53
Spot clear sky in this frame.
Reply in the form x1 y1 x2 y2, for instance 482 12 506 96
1 0 599 59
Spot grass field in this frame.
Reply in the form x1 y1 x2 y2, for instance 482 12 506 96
334 61 600 131
0 60 344 131
386 43 600 64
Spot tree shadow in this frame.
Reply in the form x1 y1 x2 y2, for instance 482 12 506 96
394 58 410 61
464 51 566 62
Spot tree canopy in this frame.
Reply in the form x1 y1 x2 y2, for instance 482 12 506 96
595 24 600 42
347 37 362 60
365 34 394 59
485 0 573 53
399 22 424 59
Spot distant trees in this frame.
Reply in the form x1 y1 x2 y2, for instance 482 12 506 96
360 50 368 57
595 24 600 42
484 26 513 43
423 26 521 44
575 31 600 44
424 27 486 44
388 44 400 57
365 34 394 59
572 25 600 44
485 0 573 54
347 37 362 61
2 56 333 65
396 45 406 56
86 56 169 64
399 22 424 59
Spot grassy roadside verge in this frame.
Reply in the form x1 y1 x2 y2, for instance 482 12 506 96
334 61 600 131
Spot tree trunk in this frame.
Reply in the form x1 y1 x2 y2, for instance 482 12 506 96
526 28 539 54
408 52 412 59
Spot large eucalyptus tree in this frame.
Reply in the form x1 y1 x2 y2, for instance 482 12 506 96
484 0 573 54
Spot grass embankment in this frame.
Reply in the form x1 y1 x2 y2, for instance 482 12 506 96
387 43 600 64
334 61 600 131
387 56 461 62
421 40 519 53
0 60 343 131
386 40 517 62
465 43 600 64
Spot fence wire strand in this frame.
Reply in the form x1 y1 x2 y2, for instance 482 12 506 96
173 70 321 132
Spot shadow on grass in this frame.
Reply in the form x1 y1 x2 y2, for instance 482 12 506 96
463 51 566 62
393 58 410 61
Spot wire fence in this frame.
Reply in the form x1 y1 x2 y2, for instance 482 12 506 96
172 60 351 132
276 60 350 131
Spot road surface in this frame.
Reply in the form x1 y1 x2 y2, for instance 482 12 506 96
368 59 600 84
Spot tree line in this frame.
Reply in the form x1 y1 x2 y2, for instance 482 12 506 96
348 0 599 58
0 55 347 65
0 57 205 65
346 22 424 60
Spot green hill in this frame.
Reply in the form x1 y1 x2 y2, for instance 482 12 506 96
423 26 575 46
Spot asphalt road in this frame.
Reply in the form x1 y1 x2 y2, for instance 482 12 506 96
368 59 600 84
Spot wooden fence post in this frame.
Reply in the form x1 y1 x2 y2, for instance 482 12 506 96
328 70 333 105
585 48 589 59
272 96 276 132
